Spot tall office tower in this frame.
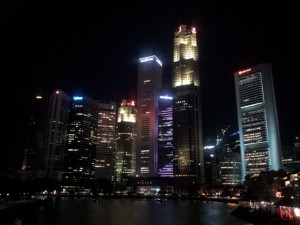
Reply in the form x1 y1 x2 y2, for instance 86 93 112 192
20 88 48 179
172 25 205 185
115 99 137 186
158 95 174 177
61 96 98 194
136 55 163 177
95 101 116 181
234 63 282 180
44 89 70 181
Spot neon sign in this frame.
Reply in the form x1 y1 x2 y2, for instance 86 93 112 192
238 68 251 75
73 96 83 101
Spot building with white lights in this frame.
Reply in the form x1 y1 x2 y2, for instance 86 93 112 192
61 96 98 194
115 99 137 187
95 101 116 181
234 63 282 180
136 55 163 177
172 25 205 185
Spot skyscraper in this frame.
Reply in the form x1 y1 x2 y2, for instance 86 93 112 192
95 101 116 181
219 131 242 186
136 55 163 177
115 99 137 187
61 96 98 194
44 89 70 181
234 63 282 180
172 25 205 185
158 95 173 177
20 88 48 180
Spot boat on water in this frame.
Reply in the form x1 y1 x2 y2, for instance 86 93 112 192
155 197 166 203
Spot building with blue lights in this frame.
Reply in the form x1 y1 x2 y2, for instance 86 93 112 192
234 63 282 180
136 55 163 177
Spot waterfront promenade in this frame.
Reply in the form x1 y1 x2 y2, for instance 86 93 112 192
1 195 299 225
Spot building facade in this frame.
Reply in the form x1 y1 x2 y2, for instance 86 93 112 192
234 63 282 180
136 55 163 177
95 101 116 181
20 88 49 180
158 95 174 177
44 89 70 181
115 99 137 187
172 25 205 185
61 96 98 194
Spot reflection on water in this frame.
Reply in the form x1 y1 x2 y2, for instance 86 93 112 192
10 198 248 225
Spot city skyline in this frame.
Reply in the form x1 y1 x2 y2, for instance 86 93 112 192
2 5 300 171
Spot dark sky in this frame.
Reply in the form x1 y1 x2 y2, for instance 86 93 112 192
2 3 300 169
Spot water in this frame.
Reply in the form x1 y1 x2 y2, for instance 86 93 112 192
10 198 250 225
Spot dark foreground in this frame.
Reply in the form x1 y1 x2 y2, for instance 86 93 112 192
231 206 296 225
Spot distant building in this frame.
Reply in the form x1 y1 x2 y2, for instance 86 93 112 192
94 101 116 181
293 135 300 164
20 88 49 180
44 89 70 181
282 134 300 173
61 96 98 194
172 25 205 185
203 145 218 187
158 95 174 177
136 55 163 177
115 99 137 187
218 129 242 186
220 152 242 186
234 63 282 180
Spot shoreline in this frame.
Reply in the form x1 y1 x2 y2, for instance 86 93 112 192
231 205 296 225
56 194 240 203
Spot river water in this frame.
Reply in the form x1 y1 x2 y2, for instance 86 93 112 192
11 198 250 225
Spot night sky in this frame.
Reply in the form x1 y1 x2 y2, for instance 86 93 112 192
2 3 300 170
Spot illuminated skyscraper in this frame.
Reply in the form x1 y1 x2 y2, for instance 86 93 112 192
158 95 173 177
95 101 116 181
115 99 137 186
136 55 163 177
234 63 282 180
62 96 98 194
44 89 70 181
172 25 205 185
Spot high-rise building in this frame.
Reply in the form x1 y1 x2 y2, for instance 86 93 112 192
44 89 70 181
115 99 137 186
172 25 205 185
219 131 242 186
203 145 218 187
234 63 282 180
158 95 173 177
136 55 163 177
20 88 48 180
95 101 116 181
61 96 98 194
